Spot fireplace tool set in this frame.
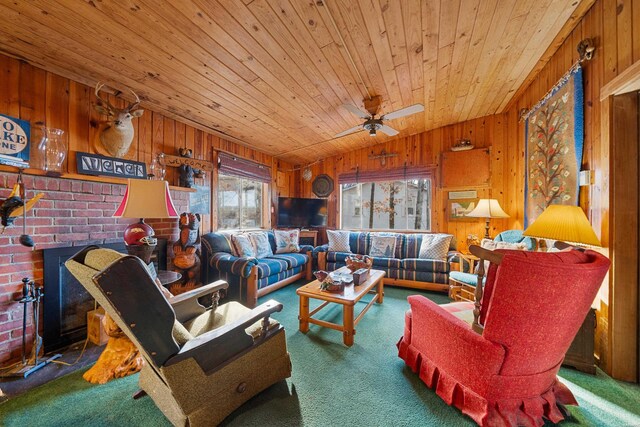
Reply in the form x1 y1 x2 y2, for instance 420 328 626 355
0 278 61 378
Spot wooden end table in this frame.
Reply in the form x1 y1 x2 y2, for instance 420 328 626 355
449 253 480 302
296 268 385 346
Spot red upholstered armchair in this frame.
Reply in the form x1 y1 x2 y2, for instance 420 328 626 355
397 247 610 427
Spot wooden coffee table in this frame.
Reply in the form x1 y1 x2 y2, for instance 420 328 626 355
296 268 385 346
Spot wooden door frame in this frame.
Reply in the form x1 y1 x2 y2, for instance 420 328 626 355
600 60 640 382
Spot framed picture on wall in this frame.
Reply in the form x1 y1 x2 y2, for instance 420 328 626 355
448 190 478 199
447 199 478 221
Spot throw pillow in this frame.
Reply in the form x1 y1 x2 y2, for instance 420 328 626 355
222 231 239 256
418 233 453 260
274 229 301 254
232 234 256 258
480 238 497 251
327 230 351 253
249 232 273 258
369 235 397 257
495 241 527 251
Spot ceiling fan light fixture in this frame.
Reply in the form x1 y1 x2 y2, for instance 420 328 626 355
334 100 423 139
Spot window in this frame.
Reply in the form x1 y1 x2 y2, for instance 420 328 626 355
218 173 264 230
340 178 431 231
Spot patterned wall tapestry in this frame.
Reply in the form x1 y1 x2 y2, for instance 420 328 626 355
524 64 584 226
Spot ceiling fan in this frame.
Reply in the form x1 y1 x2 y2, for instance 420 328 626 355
334 96 424 138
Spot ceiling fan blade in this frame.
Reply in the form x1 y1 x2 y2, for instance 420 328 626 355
379 125 399 136
334 125 364 138
381 103 424 120
342 104 371 119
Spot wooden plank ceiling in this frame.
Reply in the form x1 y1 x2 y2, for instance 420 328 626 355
0 0 584 164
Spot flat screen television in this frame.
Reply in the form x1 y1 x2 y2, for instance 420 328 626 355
277 197 327 228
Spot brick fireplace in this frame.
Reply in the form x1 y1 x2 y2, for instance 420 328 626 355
0 171 188 364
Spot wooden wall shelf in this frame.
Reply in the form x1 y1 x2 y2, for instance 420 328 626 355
0 165 196 193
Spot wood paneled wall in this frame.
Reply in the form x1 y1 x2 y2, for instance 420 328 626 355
508 0 640 378
294 114 521 252
0 56 295 233
291 0 640 378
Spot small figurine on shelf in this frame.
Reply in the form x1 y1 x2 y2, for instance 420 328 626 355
178 148 204 188
171 212 202 295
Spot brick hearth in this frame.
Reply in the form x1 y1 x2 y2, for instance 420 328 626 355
0 171 189 363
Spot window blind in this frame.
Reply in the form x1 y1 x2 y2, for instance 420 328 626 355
338 166 433 184
217 152 271 183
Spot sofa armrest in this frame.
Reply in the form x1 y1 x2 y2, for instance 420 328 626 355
166 299 284 373
299 244 314 254
170 280 229 323
209 252 258 278
448 251 473 272
313 244 329 255
407 295 505 390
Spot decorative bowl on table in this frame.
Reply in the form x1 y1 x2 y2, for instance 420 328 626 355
314 270 352 293
345 254 373 273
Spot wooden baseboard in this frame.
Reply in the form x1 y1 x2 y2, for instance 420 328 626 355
256 271 305 298
383 278 449 292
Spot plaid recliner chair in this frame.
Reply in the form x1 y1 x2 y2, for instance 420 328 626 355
66 246 292 427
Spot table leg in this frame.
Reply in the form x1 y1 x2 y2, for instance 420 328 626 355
377 278 384 304
343 304 354 347
299 295 309 333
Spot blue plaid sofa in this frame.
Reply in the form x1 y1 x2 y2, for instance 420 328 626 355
201 231 313 308
315 231 457 292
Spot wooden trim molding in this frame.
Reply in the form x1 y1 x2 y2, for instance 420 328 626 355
600 60 640 100
599 59 640 381
0 165 195 192
606 92 639 382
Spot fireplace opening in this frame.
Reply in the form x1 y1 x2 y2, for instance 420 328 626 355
43 240 167 353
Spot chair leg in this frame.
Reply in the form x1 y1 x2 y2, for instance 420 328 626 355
132 389 147 399
246 267 259 308
317 251 327 271
305 251 313 281
448 280 462 301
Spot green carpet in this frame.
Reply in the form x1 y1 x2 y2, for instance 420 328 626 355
1 284 639 426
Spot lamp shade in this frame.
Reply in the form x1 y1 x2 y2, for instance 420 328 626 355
523 204 601 247
466 199 510 219
113 179 178 219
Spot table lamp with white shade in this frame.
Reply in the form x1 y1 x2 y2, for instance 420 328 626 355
113 179 179 263
466 199 510 239
523 204 601 249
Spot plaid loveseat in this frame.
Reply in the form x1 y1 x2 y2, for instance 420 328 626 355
201 231 314 308
315 231 457 292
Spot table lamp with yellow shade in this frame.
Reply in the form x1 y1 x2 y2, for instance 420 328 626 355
466 199 510 239
113 179 178 263
523 204 601 249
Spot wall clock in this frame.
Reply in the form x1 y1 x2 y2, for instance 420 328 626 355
312 174 334 198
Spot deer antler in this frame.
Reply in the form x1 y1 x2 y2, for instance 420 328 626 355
126 88 141 111
94 82 116 112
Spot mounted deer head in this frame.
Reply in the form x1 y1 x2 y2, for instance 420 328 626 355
93 82 144 158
